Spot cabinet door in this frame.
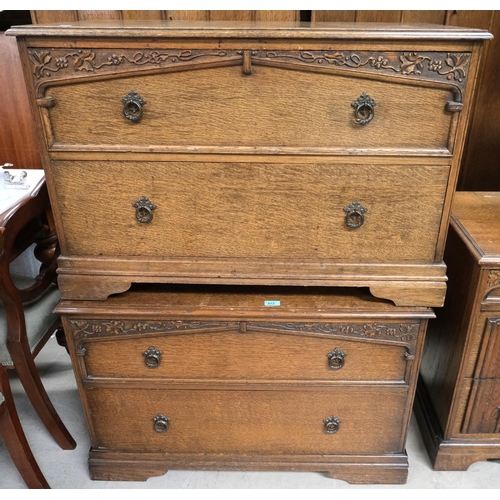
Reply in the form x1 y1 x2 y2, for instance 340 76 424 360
463 379 500 434
474 318 500 379
462 318 500 434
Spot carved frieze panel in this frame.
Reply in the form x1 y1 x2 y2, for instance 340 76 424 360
70 319 420 355
29 47 469 100
29 48 241 95
247 321 419 350
253 50 470 100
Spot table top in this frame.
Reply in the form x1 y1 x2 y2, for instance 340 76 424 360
451 192 500 264
0 169 45 226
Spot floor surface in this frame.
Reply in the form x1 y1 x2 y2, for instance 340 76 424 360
1 336 500 489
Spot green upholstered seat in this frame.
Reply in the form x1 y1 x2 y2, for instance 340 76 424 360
0 274 60 366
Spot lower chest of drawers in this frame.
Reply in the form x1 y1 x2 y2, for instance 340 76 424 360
58 286 433 484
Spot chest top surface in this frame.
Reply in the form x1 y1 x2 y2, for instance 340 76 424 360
6 20 493 40
451 192 500 264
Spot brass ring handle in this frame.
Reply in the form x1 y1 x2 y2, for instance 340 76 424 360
351 93 377 125
324 415 341 434
122 90 147 122
152 414 170 433
343 201 367 229
143 346 163 368
133 196 157 224
327 348 347 370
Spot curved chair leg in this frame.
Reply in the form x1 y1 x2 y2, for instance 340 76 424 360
0 366 50 488
8 340 76 450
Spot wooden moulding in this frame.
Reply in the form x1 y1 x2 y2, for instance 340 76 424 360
6 21 493 41
414 377 500 471
87 450 409 484
55 269 447 307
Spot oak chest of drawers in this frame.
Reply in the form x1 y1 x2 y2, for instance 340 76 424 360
57 285 433 483
415 192 500 470
9 21 492 307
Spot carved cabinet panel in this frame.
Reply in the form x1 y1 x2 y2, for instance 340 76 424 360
463 379 500 434
416 193 500 470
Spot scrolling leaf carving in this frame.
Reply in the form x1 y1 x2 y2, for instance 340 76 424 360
30 48 235 80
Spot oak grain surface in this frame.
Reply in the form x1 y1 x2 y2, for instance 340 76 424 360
46 65 455 152
51 160 449 261
82 330 409 382
86 386 408 454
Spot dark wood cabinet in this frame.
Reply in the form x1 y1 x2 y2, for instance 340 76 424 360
416 192 500 470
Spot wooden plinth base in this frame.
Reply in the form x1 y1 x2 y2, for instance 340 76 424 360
56 256 447 307
88 450 409 484
414 378 500 471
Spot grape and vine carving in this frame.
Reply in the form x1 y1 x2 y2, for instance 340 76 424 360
261 51 469 82
30 48 235 79
247 322 419 345
70 319 419 355
29 48 470 100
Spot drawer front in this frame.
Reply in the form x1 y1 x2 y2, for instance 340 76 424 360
52 160 449 262
74 321 416 382
45 61 455 153
86 386 407 454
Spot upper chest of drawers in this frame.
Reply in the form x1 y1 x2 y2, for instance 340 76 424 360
8 23 492 306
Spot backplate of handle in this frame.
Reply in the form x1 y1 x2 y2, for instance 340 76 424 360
351 92 377 125
143 346 163 368
133 196 157 224
344 201 367 229
324 415 341 434
122 90 147 122
153 414 170 433
327 348 347 370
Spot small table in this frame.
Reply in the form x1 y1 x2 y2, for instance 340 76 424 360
415 191 500 470
0 169 45 222
0 169 47 277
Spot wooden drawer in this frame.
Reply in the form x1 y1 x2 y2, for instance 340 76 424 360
45 62 456 154
75 322 413 382
86 386 408 454
52 159 449 262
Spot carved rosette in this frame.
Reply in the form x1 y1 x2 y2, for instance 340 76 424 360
487 270 500 291
69 319 419 355
29 48 470 101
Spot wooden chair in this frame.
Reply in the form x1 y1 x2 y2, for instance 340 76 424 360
0 180 76 453
0 362 50 488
